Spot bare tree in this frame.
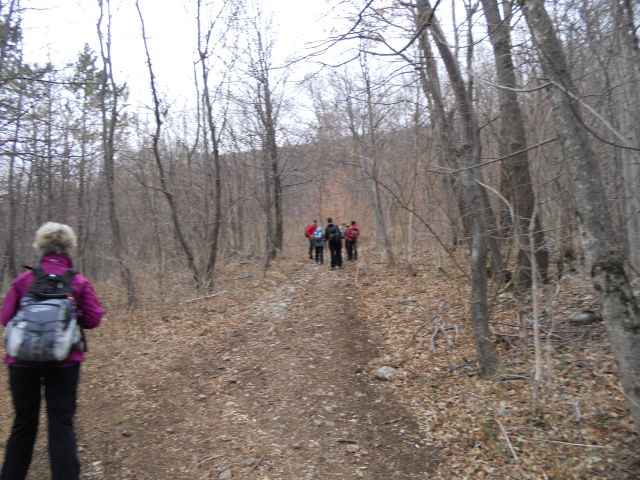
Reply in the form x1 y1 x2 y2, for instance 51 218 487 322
136 0 202 287
480 0 549 288
4 71 24 281
338 55 397 267
97 0 136 305
609 0 640 277
519 0 640 432
242 12 284 262
417 0 500 376
0 0 19 83
195 0 235 285
416 28 465 249
68 45 103 272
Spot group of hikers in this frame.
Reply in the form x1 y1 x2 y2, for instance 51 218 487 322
305 218 361 270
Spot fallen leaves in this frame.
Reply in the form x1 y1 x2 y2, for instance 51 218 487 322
357 250 639 479
1 249 636 478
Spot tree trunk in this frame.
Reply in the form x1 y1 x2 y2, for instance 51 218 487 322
45 80 54 221
99 0 137 305
196 2 224 287
263 77 283 256
480 0 549 288
418 2 503 278
363 59 396 267
520 0 640 432
201 79 223 286
5 81 24 279
76 105 88 271
342 59 396 267
418 0 500 376
262 142 275 270
416 28 466 247
0 0 18 83
138 0 201 287
610 0 640 277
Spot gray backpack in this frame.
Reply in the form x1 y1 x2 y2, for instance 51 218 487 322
5 267 81 363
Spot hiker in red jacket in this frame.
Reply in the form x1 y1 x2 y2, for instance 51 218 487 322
345 220 361 261
305 220 317 260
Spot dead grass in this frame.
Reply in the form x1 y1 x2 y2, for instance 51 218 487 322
0 247 637 479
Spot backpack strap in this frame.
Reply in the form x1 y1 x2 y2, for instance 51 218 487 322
27 266 76 299
60 269 77 294
33 265 51 284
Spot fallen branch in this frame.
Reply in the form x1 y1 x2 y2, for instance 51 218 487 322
430 324 440 352
248 457 263 472
522 437 608 449
396 296 446 366
445 362 475 375
217 274 253 282
179 290 227 305
335 438 359 444
431 324 459 352
498 374 529 381
496 418 519 461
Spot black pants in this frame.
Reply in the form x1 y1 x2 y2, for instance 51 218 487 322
315 245 324 264
308 238 314 259
1 365 81 480
329 240 343 268
346 240 358 260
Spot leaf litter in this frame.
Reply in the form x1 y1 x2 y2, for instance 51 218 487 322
0 248 637 479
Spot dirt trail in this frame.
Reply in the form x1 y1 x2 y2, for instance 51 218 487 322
1 260 435 479
213 265 434 479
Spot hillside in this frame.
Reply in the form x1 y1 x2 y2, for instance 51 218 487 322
0 248 638 479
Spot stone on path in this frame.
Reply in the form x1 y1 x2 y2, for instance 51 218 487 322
374 366 397 381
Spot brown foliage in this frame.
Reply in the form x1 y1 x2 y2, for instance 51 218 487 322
0 247 637 478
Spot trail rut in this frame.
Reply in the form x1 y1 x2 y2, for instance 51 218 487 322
2 260 436 479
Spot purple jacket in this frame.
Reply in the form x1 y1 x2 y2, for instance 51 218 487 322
0 253 105 365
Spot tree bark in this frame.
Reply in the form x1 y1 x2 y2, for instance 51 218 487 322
137 0 200 287
98 0 137 305
416 27 466 247
610 0 640 277
418 0 500 376
4 77 24 280
257 82 280 261
362 55 396 267
520 0 640 432
0 0 18 83
200 63 223 286
480 0 549 288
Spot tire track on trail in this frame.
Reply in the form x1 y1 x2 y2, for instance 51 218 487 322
213 262 436 479
14 260 437 479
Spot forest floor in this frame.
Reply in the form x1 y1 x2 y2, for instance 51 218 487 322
0 247 639 479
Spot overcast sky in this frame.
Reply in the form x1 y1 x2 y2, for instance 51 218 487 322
20 0 337 109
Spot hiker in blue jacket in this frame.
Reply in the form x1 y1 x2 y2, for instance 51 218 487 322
312 225 325 264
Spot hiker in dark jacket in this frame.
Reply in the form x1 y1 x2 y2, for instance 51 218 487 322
0 222 105 480
345 220 361 261
324 218 343 270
